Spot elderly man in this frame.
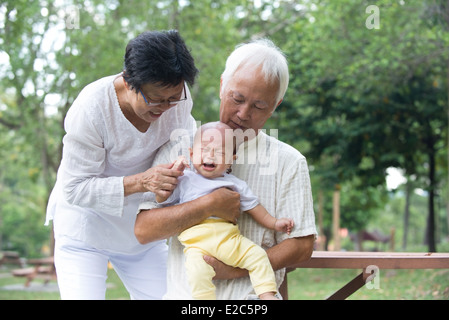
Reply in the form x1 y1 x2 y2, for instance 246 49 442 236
135 39 317 299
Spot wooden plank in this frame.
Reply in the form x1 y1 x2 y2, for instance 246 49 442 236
28 256 54 265
326 272 366 300
0 251 24 267
12 267 36 277
285 251 449 300
11 256 56 288
293 251 449 270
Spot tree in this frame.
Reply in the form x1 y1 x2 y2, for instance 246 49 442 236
275 0 449 251
1 0 447 255
0 0 299 255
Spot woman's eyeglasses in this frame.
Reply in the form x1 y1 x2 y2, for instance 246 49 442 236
139 83 187 107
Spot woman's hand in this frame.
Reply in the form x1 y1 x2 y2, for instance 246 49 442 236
142 163 185 197
123 162 184 197
154 157 190 203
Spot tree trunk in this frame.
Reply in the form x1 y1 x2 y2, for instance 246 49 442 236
402 180 411 250
317 189 325 250
425 146 437 252
447 38 449 240
332 184 341 251
445 0 449 256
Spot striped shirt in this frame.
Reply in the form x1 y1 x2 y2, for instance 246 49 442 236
139 130 317 299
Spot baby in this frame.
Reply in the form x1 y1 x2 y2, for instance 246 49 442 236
157 121 294 300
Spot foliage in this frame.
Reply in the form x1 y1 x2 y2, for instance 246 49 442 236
268 0 449 249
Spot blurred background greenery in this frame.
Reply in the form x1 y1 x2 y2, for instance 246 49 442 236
0 0 448 259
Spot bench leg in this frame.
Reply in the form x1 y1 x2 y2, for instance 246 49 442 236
327 268 377 300
25 269 39 287
279 273 288 300
25 275 33 287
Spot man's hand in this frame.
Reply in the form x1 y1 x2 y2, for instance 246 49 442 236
135 183 241 244
202 236 315 281
205 188 241 224
203 255 247 280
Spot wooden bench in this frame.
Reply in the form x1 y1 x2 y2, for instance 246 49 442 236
280 251 449 300
11 256 56 287
0 251 25 268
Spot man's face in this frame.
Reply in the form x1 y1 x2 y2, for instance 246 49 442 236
219 64 280 133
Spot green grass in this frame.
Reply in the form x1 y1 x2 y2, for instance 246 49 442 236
287 268 449 300
0 266 128 300
1 265 448 300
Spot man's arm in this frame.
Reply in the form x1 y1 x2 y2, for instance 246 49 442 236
204 235 314 280
266 235 314 270
135 188 241 244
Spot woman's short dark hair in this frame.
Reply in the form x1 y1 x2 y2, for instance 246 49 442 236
123 30 198 91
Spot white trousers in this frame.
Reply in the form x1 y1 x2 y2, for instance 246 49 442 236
54 236 167 300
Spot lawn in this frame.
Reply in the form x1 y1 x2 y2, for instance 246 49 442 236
287 267 449 300
1 264 448 300
0 266 129 300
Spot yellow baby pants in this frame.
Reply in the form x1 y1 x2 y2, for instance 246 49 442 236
178 218 277 300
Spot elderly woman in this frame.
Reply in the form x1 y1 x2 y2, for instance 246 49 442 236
46 30 199 300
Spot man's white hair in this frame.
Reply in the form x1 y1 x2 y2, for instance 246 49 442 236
221 38 289 106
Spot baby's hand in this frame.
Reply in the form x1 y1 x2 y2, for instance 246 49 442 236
274 218 294 235
172 155 190 172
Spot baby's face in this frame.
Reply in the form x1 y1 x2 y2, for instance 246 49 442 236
190 129 235 179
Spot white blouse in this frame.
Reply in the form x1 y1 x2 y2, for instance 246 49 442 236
46 74 196 254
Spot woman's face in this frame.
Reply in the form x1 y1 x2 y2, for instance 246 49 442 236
129 81 185 123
